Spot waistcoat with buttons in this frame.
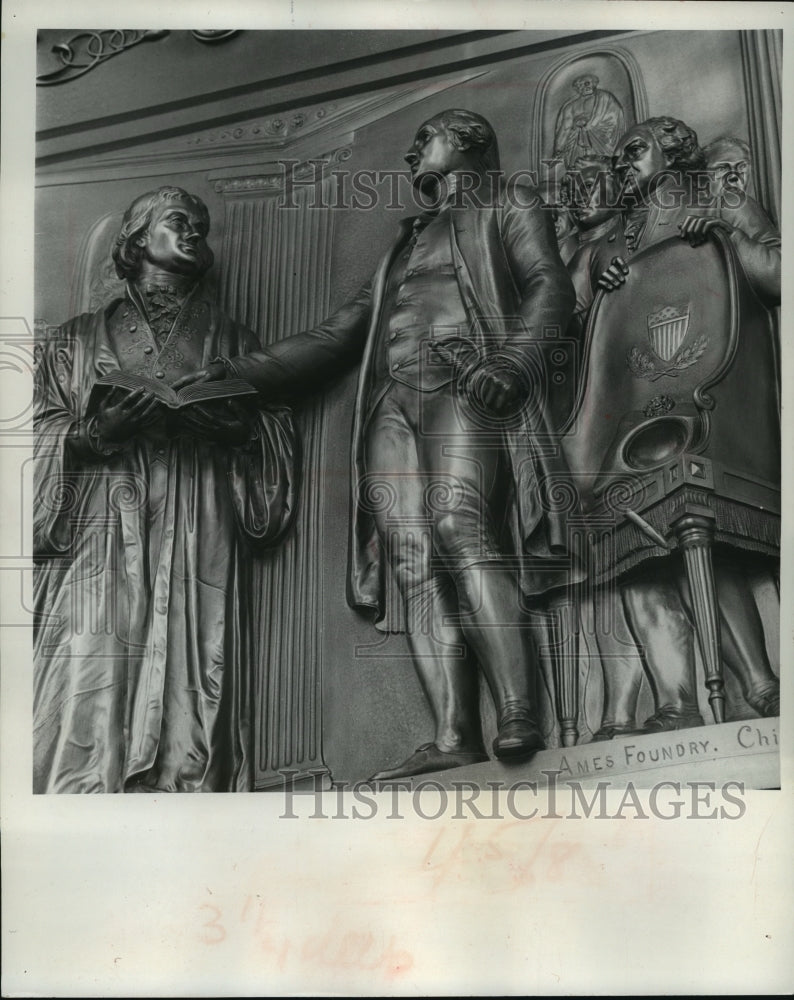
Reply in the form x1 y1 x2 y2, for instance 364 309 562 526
105 282 211 445
369 208 470 408
105 283 210 382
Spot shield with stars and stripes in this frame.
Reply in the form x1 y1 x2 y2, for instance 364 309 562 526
647 304 690 360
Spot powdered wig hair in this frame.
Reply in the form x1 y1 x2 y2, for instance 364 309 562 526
112 186 213 280
640 116 706 172
703 136 752 165
432 108 501 174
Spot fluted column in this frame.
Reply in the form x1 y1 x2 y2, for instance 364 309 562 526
215 154 347 788
739 29 782 225
547 590 580 748
672 513 725 724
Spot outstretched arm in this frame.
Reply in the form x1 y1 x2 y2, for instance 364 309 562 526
175 280 373 397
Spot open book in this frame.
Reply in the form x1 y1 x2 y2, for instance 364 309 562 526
87 371 259 414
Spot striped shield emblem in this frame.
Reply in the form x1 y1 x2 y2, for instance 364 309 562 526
647 305 690 361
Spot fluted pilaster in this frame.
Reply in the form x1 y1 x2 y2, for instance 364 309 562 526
216 163 342 787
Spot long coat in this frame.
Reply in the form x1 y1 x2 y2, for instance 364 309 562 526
229 183 578 626
34 286 298 792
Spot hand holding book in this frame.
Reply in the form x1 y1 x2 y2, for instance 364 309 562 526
86 371 260 448
178 399 258 446
91 385 163 445
87 370 258 414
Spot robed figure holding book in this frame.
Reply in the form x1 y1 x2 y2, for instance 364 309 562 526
33 187 298 793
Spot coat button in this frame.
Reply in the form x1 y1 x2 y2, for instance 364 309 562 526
391 363 401 372
129 324 137 332
155 370 165 379
144 346 154 354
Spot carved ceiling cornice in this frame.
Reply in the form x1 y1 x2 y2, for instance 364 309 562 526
186 103 340 150
36 72 487 187
211 147 354 196
37 29 643 182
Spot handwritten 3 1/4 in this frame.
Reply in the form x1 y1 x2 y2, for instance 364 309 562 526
197 895 414 979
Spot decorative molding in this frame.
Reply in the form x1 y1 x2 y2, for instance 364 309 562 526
212 147 354 196
213 175 284 195
36 71 488 186
37 29 240 87
190 31 239 44
188 103 339 147
37 30 169 86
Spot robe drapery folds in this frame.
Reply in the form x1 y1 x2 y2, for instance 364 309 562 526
33 286 299 793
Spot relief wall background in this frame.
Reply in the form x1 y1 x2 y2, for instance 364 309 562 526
35 28 780 785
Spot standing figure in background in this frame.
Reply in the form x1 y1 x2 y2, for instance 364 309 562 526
34 187 299 793
585 117 780 733
564 154 622 338
553 73 626 169
538 180 579 265
550 203 580 266
563 154 651 738
703 135 752 199
176 110 576 780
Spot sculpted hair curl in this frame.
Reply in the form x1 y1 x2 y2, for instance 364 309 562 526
433 108 501 174
641 116 706 172
112 187 213 280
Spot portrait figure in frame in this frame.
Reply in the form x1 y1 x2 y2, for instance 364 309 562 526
552 72 626 169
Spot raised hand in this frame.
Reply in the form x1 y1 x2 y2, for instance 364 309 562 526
171 360 227 391
93 386 162 444
178 400 256 447
596 255 630 292
678 216 733 247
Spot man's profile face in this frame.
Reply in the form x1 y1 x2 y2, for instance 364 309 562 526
706 141 750 196
551 207 575 242
405 118 471 192
616 126 669 196
571 166 619 229
141 198 210 277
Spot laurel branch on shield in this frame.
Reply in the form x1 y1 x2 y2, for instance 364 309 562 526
626 304 708 381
